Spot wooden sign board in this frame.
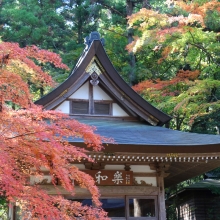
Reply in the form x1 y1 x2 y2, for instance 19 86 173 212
84 170 133 186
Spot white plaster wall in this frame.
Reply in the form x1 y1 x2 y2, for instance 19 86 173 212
73 164 129 171
30 175 52 185
93 85 112 100
134 177 157 187
130 165 155 173
104 165 124 170
69 82 89 99
54 101 69 114
74 164 86 170
112 103 129 116
76 165 156 173
71 164 126 171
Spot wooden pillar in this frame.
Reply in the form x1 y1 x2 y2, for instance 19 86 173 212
157 175 166 220
150 163 170 220
8 203 15 220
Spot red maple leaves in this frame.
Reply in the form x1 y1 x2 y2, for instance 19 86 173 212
0 42 110 219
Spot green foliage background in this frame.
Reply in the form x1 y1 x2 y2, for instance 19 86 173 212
1 0 220 219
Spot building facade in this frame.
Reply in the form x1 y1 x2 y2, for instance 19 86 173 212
19 32 220 220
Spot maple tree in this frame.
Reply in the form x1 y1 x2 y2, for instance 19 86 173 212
0 41 109 219
127 0 220 132
133 70 220 131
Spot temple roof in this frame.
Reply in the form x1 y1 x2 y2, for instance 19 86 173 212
35 32 171 126
70 119 220 149
67 119 220 187
185 179 220 190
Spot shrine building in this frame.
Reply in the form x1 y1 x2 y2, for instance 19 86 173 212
29 32 220 220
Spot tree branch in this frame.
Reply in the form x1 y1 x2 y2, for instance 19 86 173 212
188 30 215 65
5 130 50 140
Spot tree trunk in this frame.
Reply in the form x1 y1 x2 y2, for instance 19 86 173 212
142 0 151 9
40 87 44 98
76 0 83 44
126 0 136 85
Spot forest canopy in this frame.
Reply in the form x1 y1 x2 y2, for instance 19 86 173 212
127 0 220 132
0 0 220 219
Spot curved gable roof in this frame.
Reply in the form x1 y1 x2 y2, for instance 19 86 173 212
35 36 171 126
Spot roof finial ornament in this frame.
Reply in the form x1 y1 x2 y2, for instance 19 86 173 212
84 31 105 50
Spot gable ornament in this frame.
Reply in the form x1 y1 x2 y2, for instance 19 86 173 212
90 72 99 86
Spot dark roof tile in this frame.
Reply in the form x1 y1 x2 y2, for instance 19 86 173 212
70 119 220 146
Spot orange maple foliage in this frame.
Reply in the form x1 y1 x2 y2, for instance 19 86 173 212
177 69 200 80
175 0 220 18
0 42 110 219
126 1 214 53
133 70 200 96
